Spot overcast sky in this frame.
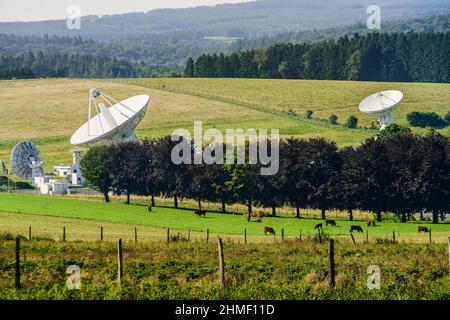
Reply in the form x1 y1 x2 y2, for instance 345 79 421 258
0 0 252 22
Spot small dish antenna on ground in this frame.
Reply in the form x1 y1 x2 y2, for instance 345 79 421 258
70 89 150 146
359 90 403 130
10 141 44 179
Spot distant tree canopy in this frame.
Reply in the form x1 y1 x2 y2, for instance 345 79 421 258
187 32 450 83
81 133 450 224
407 111 449 129
0 50 173 79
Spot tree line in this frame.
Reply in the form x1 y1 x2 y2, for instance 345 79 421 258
80 130 450 224
185 32 450 83
0 51 174 79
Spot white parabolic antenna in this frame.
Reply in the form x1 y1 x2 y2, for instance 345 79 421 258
10 141 44 179
359 90 403 129
70 89 150 146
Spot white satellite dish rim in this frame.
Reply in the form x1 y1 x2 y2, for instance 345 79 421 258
359 90 404 115
70 93 150 146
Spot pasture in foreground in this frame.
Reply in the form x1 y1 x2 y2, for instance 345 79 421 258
0 194 448 243
0 238 448 300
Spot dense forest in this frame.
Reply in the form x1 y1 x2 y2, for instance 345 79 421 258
1 14 448 68
231 14 450 51
1 0 447 41
0 51 170 79
187 32 450 83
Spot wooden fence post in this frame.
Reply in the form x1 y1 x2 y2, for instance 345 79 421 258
167 228 170 243
244 228 247 244
134 227 137 243
392 230 396 244
282 229 285 242
429 229 432 244
188 229 191 242
217 238 225 290
350 232 355 245
28 226 31 241
366 230 369 244
117 239 123 286
329 239 335 288
63 227 66 242
15 237 21 289
100 226 103 241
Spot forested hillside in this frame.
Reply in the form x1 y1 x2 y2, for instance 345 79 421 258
0 51 169 79
188 32 450 83
1 0 448 40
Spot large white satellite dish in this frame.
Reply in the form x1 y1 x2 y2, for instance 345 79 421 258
70 89 150 146
359 90 403 130
10 141 44 179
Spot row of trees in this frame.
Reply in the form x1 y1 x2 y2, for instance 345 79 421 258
81 131 449 224
186 32 450 83
0 51 174 79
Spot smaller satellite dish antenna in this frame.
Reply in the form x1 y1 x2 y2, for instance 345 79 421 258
359 90 403 130
70 89 150 146
10 141 44 179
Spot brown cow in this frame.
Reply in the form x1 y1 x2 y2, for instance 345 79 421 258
418 226 429 233
367 220 376 227
350 225 364 233
255 218 262 223
258 211 266 218
326 220 337 227
195 210 206 218
315 223 323 230
264 227 276 235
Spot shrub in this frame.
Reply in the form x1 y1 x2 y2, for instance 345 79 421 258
444 111 450 124
406 112 447 128
378 124 412 137
346 116 358 128
329 114 338 125
306 110 314 119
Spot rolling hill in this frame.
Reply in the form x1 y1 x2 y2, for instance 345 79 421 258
0 78 448 171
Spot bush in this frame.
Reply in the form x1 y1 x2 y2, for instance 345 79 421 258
444 111 450 124
306 110 314 119
406 112 447 128
329 114 338 125
346 116 358 129
378 124 412 137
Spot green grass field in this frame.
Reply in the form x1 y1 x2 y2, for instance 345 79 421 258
0 238 449 300
0 78 448 170
0 194 448 243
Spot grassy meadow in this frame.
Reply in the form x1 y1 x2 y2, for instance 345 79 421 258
0 194 448 244
0 238 448 300
1 78 449 170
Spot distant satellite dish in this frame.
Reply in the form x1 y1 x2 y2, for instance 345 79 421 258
70 89 150 146
359 90 403 130
0 159 7 174
10 141 44 179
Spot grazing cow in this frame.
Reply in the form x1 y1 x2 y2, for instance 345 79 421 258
264 227 276 235
195 210 206 218
258 211 266 218
326 220 337 227
418 226 429 233
251 213 259 218
350 225 364 233
255 218 262 223
367 220 376 227
315 223 323 230
147 204 152 212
